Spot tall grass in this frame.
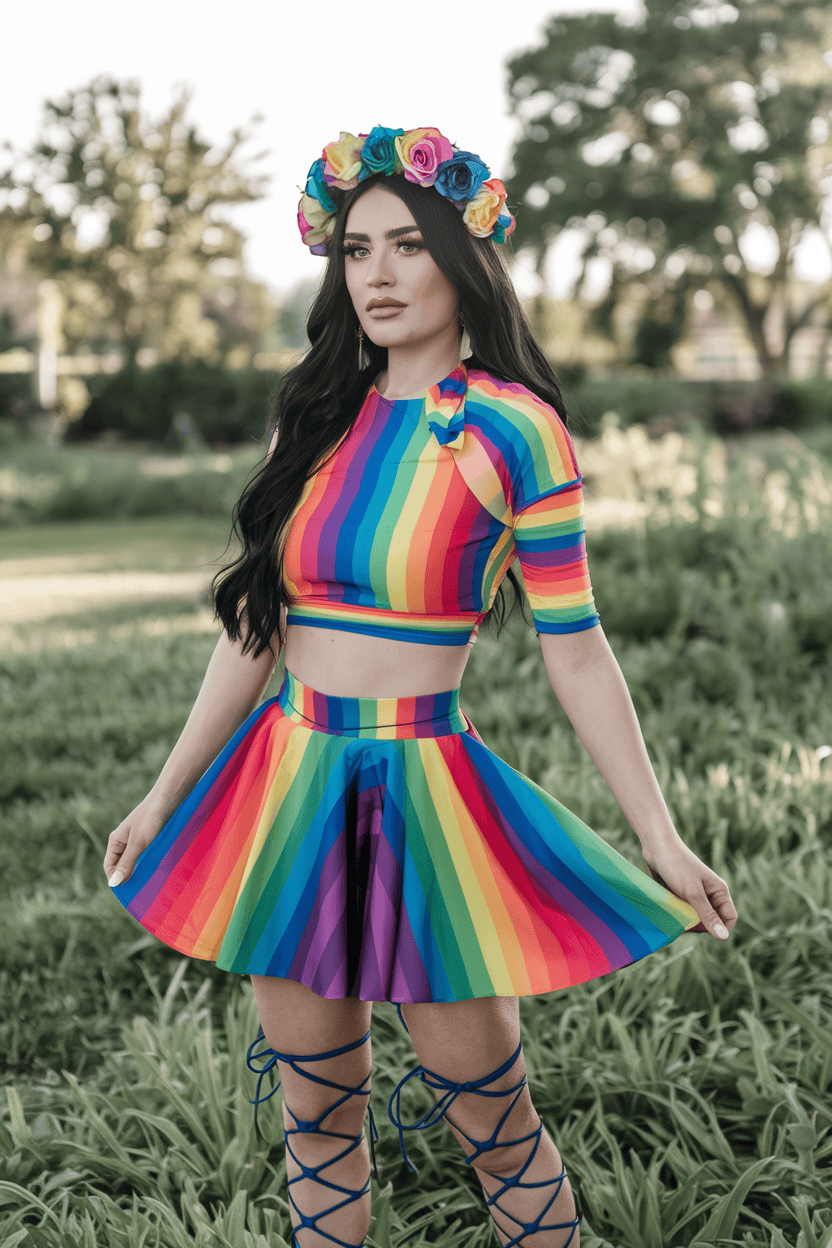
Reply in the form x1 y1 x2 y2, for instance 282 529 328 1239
1 435 831 1246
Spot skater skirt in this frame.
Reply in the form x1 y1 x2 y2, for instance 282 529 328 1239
111 668 700 1002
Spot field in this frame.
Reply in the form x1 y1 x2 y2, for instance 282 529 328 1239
1 423 831 1247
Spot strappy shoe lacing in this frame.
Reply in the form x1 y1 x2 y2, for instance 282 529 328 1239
247 1028 377 1248
387 1013 579 1247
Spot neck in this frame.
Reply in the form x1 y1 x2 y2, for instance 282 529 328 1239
375 326 463 400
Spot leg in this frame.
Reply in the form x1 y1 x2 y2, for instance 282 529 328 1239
250 975 374 1248
392 997 579 1248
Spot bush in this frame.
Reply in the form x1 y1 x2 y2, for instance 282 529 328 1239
566 373 709 437
776 376 832 429
67 360 282 445
562 372 832 438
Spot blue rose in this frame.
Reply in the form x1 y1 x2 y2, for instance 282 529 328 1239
434 151 490 204
359 125 405 178
491 208 516 245
306 158 337 212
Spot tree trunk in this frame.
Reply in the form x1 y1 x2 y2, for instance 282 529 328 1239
721 271 785 380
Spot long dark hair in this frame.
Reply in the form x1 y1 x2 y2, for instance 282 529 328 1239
212 173 571 659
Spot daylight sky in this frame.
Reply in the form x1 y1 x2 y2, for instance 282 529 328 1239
4 0 830 302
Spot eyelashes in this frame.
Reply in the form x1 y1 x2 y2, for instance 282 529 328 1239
343 238 424 258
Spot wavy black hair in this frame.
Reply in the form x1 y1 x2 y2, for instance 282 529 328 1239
212 173 571 659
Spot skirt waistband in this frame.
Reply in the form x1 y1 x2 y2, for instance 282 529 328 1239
276 668 467 739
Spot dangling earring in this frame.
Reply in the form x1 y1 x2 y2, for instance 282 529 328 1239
459 311 473 361
357 325 370 370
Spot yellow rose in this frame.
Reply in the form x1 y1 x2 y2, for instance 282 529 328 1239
322 131 366 190
462 178 508 238
298 192 335 252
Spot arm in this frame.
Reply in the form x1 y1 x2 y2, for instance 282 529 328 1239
537 625 737 941
104 425 284 886
104 611 282 886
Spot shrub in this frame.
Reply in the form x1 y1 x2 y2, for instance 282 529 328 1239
67 360 282 445
566 374 709 437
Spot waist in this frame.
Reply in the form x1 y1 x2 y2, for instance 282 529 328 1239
276 668 469 739
283 618 473 700
285 601 483 647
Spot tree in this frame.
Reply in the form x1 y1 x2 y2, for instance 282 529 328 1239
0 75 273 365
505 0 832 379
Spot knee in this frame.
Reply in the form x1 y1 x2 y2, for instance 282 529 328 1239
283 1087 372 1139
462 1105 543 1176
446 1086 542 1173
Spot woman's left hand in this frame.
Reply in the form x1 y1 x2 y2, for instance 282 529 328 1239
643 838 738 941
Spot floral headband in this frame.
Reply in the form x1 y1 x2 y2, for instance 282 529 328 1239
297 125 517 256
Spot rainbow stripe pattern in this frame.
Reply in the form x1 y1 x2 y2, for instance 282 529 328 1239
281 364 599 646
112 669 701 1001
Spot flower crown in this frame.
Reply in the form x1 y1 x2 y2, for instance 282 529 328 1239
297 125 517 256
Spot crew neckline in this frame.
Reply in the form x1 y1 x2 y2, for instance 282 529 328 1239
371 379 429 403
371 360 465 404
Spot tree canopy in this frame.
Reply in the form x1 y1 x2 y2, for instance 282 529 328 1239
0 75 273 364
505 0 832 377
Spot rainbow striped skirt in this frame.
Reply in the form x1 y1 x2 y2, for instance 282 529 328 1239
111 668 700 1001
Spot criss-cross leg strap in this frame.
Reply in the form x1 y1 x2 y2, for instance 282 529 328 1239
387 1039 526 1173
387 1044 579 1246
246 1028 377 1248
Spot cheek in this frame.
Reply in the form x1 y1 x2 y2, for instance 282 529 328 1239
411 264 457 322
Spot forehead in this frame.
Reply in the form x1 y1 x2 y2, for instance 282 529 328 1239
344 187 417 236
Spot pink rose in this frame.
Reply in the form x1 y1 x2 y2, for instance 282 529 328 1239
394 127 455 186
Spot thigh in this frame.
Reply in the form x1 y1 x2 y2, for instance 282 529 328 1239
400 996 539 1151
251 975 373 1123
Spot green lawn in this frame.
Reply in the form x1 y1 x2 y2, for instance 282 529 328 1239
1 461 831 1247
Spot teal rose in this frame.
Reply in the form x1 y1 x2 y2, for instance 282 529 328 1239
434 151 490 205
360 125 405 178
305 158 337 212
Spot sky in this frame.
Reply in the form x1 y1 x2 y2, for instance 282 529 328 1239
3 0 831 304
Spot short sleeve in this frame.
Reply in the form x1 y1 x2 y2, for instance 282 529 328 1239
511 399 600 635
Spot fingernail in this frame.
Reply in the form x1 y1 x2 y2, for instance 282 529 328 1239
714 922 729 940
108 871 125 888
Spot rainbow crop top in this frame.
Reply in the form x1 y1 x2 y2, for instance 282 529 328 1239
281 363 599 647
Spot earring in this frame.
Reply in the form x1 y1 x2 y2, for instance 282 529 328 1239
459 311 473 361
358 325 370 370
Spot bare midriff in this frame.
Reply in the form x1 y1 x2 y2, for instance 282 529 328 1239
283 624 474 698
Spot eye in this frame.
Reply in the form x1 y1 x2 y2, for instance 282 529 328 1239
343 243 369 259
397 238 423 253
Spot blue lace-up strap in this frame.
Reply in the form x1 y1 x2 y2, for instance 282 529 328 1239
387 1039 526 1173
386 1039 579 1246
245 1027 378 1248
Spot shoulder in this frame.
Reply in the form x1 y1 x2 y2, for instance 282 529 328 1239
464 369 581 510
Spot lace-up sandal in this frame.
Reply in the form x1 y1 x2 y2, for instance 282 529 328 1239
247 1028 378 1248
387 1037 579 1247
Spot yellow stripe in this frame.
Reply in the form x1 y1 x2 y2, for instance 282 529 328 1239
418 741 528 995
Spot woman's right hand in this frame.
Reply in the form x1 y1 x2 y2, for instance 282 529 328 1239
103 797 171 887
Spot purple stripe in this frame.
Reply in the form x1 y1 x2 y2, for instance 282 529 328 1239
516 546 585 569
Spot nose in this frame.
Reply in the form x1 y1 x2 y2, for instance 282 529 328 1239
365 247 394 289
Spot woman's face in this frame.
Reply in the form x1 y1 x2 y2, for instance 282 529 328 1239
342 186 460 355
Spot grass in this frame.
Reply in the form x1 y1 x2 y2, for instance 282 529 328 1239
1 434 831 1246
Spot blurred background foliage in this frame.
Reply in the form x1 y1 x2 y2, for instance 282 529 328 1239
506 0 832 382
0 0 832 445
0 75 274 368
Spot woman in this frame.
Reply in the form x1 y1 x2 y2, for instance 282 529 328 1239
104 126 737 1248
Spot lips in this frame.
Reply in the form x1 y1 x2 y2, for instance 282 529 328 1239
367 299 406 310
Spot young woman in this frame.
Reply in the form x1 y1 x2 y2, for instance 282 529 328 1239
103 126 737 1248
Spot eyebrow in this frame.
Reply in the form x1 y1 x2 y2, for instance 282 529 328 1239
343 224 421 241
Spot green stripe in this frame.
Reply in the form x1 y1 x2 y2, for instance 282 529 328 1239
401 751 493 998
